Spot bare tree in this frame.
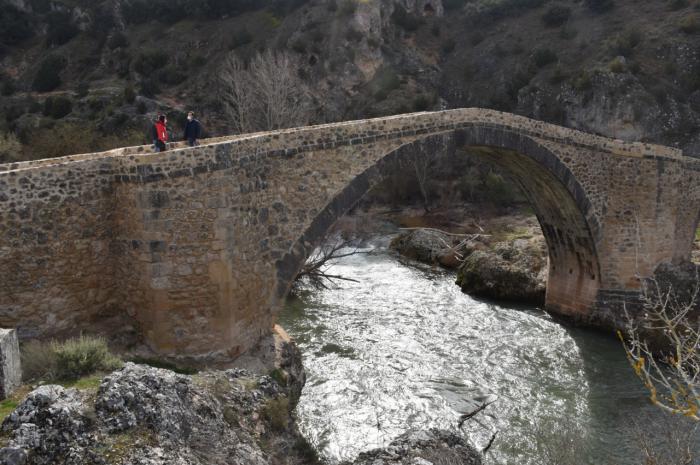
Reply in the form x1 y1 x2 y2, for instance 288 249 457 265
219 50 314 134
293 238 366 290
620 269 700 421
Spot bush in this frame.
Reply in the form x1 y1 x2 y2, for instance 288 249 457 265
22 336 122 382
610 29 642 56
107 32 129 50
52 336 122 380
608 57 626 73
158 65 187 86
372 67 401 101
46 11 79 47
1 77 15 96
0 131 22 164
136 100 148 114
541 5 571 27
134 50 169 75
124 84 136 103
229 29 253 48
263 397 290 431
585 0 614 13
76 81 89 98
32 55 67 92
679 15 700 33
392 5 424 31
0 5 34 46
441 37 456 54
139 78 161 97
443 0 468 10
43 96 73 119
338 0 357 16
533 48 557 68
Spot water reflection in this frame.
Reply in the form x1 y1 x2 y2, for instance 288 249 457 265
279 238 695 464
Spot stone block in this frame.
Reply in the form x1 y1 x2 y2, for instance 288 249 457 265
0 329 21 399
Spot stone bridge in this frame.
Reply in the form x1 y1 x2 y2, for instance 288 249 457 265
1 109 699 360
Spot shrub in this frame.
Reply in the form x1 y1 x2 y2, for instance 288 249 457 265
338 0 357 16
1 77 15 96
679 14 700 33
585 0 614 13
158 65 187 86
52 336 122 380
0 131 22 164
372 67 401 101
107 32 129 50
22 336 122 382
139 78 160 97
76 81 89 98
134 50 169 75
541 5 571 27
230 29 253 49
443 0 468 10
669 0 689 9
533 48 557 68
46 11 79 47
0 5 34 46
136 100 148 114
572 70 592 90
32 55 67 92
413 94 432 111
346 28 363 42
441 37 456 54
42 96 73 119
124 84 136 103
392 5 424 31
611 29 642 56
263 397 290 431
608 57 626 73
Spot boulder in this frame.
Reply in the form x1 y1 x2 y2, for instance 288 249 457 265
390 229 467 268
456 239 547 304
343 429 482 465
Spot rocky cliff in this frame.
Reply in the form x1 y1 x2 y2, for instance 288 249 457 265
2 0 700 162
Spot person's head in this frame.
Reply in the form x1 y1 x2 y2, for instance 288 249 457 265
187 111 194 121
159 114 166 124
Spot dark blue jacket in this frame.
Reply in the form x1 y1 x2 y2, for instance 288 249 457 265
184 119 202 141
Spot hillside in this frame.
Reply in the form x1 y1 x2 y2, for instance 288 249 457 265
1 0 700 162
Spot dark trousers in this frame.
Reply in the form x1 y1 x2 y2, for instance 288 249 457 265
187 139 198 147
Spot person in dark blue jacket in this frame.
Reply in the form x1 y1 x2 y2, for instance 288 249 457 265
183 111 202 147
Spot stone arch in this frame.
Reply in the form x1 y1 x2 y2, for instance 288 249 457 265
275 126 603 320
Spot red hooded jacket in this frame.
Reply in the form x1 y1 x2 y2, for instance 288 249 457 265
155 120 168 142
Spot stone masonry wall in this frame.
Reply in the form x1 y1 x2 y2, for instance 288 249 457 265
0 108 698 359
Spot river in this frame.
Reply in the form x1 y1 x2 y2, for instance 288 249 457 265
279 236 696 465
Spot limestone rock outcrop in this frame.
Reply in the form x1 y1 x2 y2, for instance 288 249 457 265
342 429 482 465
456 239 547 304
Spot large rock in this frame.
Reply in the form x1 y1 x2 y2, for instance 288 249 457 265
390 229 466 268
0 329 21 399
343 429 482 465
456 239 547 304
0 364 302 465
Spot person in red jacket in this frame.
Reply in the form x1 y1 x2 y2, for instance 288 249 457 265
154 114 168 152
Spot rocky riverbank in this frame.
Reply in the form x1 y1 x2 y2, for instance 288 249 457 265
0 328 483 465
386 208 548 304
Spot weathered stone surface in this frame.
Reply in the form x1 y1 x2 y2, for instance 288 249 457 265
0 329 21 399
456 239 548 304
0 363 305 465
0 108 698 358
390 229 464 268
342 429 482 465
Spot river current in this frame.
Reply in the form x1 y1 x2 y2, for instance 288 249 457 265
280 236 695 465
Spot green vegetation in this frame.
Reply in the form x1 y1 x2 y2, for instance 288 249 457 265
610 29 642 57
679 14 700 33
263 397 290 431
21 336 122 383
391 5 424 31
533 48 558 68
371 67 401 101
608 57 626 73
133 50 169 76
42 96 73 119
0 132 22 164
541 5 571 28
585 0 615 13
32 55 67 92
